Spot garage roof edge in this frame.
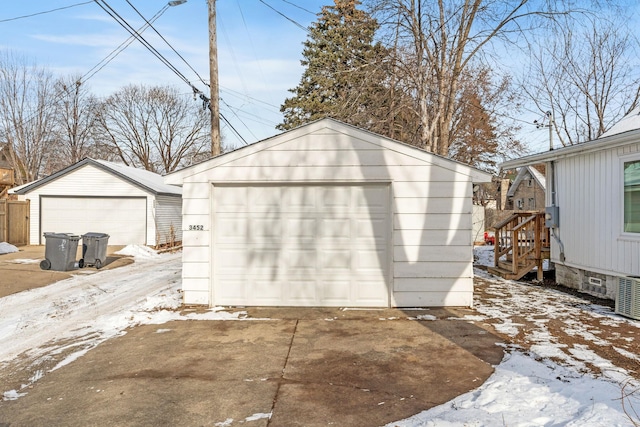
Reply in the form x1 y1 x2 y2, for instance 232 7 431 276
164 118 493 184
14 158 182 196
500 127 640 169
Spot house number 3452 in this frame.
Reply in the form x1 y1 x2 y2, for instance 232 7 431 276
188 225 204 231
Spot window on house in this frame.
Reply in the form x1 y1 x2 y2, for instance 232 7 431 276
526 179 533 187
624 160 640 232
528 198 535 209
516 199 523 209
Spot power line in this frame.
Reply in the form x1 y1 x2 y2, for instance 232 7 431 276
221 97 257 142
124 0 209 87
95 1 253 147
277 0 316 15
220 112 248 145
92 0 204 96
5 1 186 151
219 17 251 96
257 0 308 32
94 1 253 147
0 1 93 23
258 0 546 154
221 86 280 109
82 5 170 83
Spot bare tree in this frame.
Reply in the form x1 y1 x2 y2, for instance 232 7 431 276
0 51 58 184
95 84 211 174
522 17 640 145
46 76 101 173
449 67 525 172
368 0 575 156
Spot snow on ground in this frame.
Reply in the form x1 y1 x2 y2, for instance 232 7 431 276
0 246 247 401
114 244 161 259
391 350 637 426
8 259 40 264
2 244 640 425
473 244 495 268
0 242 18 255
389 245 639 427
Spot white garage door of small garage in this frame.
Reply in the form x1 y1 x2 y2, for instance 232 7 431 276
40 197 147 245
213 184 391 307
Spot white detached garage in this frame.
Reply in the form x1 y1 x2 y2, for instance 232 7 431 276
15 158 182 246
165 119 491 307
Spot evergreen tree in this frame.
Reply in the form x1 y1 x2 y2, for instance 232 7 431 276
278 0 390 132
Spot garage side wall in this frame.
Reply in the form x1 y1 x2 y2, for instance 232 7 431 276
179 130 477 307
181 181 211 305
23 165 150 245
154 195 183 246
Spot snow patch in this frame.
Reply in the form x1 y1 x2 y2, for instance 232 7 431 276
3 389 27 401
0 242 18 255
388 352 635 426
493 319 522 337
114 244 159 259
245 412 272 421
412 314 437 321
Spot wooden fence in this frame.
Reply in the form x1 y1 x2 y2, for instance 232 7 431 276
0 199 30 246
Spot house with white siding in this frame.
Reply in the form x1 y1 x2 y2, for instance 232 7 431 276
165 118 492 308
13 158 182 246
501 107 640 300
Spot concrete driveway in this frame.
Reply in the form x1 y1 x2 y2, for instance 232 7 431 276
0 306 503 427
0 248 504 426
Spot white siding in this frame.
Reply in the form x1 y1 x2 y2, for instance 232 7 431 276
551 141 640 277
180 124 483 307
154 195 182 246
181 182 211 305
24 164 151 245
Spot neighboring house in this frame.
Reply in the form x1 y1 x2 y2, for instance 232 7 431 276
0 144 15 198
500 107 640 300
12 158 182 246
0 144 12 170
165 118 492 308
505 166 546 211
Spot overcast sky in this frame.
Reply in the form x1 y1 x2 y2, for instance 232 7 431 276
0 0 329 149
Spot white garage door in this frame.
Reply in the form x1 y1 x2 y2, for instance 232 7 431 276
213 184 391 307
41 197 147 245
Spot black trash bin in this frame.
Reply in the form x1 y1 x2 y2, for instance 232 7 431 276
41 232 81 271
80 232 110 269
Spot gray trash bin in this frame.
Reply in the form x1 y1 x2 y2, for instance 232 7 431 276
80 232 110 269
41 233 81 271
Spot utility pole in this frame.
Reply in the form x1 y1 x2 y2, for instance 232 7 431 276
547 111 553 151
534 111 555 151
208 0 221 156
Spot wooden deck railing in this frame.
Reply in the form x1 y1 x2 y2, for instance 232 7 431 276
489 211 549 281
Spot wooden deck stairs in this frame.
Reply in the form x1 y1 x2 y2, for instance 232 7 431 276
487 212 550 281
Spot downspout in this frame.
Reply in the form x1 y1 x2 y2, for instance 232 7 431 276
548 160 565 262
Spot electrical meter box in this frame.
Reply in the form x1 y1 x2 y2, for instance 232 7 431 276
545 205 559 228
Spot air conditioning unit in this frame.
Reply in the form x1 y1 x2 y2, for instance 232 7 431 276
616 277 640 320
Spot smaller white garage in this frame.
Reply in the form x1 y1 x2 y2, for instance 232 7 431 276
166 119 492 308
14 158 182 246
